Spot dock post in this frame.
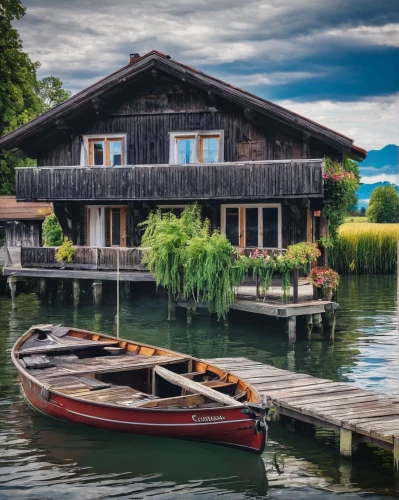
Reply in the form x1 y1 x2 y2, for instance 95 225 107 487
286 316 296 344
92 280 103 306
186 298 196 324
72 278 80 308
167 288 175 321
121 282 130 300
39 277 47 304
339 428 353 457
323 303 338 340
313 313 323 333
7 276 17 310
47 279 57 306
60 279 70 302
306 314 313 339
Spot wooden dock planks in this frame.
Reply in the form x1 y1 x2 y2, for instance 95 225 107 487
207 357 399 452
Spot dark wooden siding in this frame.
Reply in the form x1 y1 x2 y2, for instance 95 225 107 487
37 81 329 167
17 161 323 202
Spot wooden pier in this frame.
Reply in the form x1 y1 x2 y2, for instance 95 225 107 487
208 357 399 472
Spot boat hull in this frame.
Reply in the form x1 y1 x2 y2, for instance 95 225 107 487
19 373 266 454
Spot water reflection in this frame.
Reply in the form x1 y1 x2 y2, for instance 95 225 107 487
0 275 398 498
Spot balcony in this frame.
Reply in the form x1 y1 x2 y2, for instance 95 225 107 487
21 246 147 271
16 160 324 202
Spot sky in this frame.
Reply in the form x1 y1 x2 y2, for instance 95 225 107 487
16 0 399 159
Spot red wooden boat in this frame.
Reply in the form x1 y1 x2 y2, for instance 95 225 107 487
11 325 268 454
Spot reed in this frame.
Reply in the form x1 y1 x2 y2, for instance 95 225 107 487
329 223 399 274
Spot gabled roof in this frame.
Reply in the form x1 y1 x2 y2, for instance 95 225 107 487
0 196 52 220
0 50 367 160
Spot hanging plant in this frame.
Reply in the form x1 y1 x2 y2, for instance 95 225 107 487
245 249 276 298
285 242 321 273
55 237 76 263
322 158 358 241
275 254 295 303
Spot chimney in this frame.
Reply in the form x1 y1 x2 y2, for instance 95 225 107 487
129 53 141 65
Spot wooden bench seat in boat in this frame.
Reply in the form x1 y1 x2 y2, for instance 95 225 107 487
28 354 189 380
18 336 120 356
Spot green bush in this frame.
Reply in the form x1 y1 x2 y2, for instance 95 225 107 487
42 213 62 246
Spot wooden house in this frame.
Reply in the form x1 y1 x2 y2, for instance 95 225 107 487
0 50 366 274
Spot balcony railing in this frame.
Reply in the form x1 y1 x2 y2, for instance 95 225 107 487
16 160 324 201
21 246 147 271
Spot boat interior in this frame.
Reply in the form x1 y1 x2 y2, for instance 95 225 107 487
14 325 256 410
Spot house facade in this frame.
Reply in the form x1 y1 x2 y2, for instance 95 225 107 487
0 51 366 272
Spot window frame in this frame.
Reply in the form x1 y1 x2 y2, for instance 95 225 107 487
169 130 224 164
81 134 127 166
220 203 282 249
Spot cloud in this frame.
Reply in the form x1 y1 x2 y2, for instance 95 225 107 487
275 93 399 150
13 0 398 149
361 173 399 185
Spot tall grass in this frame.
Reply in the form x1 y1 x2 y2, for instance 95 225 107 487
329 223 399 274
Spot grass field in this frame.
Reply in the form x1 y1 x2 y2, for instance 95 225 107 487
329 223 399 274
344 216 368 223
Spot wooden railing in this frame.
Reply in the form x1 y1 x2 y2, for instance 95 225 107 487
16 160 324 201
21 246 147 271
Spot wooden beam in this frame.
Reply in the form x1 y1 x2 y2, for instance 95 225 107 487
154 365 242 406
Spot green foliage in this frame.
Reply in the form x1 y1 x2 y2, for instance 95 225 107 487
343 157 361 211
141 205 326 314
0 151 36 195
37 76 72 113
366 185 399 223
42 213 62 246
322 157 359 241
275 255 294 303
56 238 76 263
0 1 71 195
140 205 238 319
0 0 42 134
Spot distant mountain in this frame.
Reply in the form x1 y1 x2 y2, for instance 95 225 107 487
355 144 398 208
358 144 398 177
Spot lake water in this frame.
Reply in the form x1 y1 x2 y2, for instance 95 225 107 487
0 275 398 499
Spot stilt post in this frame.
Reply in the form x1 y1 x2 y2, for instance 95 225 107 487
306 314 313 339
93 280 103 306
7 276 17 310
286 316 296 344
72 278 80 307
339 428 353 458
167 288 175 321
39 277 48 304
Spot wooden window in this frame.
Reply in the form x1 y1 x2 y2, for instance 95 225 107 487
221 204 282 249
88 137 125 166
169 131 223 164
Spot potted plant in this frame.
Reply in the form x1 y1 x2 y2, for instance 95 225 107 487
55 237 76 267
307 266 340 301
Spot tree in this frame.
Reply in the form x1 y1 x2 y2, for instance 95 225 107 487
0 0 42 134
0 1 71 195
360 206 366 216
344 157 361 211
366 185 399 223
37 76 71 113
